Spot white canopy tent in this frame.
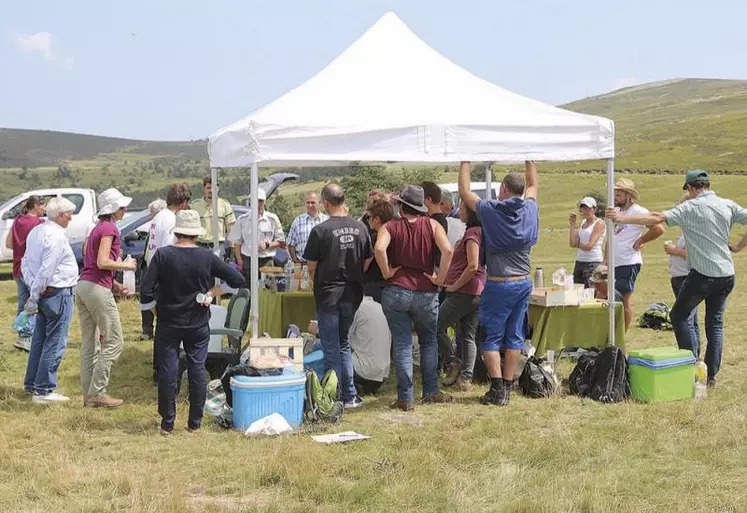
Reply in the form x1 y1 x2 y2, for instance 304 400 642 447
208 12 617 346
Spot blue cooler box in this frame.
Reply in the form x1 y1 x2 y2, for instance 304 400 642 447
304 350 325 378
230 371 307 430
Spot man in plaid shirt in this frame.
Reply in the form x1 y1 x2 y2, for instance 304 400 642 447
288 192 329 263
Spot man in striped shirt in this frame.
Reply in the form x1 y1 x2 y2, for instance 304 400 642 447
606 170 747 387
287 192 328 264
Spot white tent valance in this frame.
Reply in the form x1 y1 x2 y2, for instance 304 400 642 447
208 12 614 167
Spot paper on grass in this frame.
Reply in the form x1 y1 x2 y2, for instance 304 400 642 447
311 431 371 444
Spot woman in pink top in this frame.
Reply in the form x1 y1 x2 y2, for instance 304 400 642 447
5 196 46 352
75 188 137 408
437 202 485 391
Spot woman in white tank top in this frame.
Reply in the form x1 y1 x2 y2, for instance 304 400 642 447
569 196 606 287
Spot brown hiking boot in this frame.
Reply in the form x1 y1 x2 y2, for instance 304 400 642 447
389 400 414 412
453 376 473 392
86 394 124 408
442 358 463 386
421 392 454 404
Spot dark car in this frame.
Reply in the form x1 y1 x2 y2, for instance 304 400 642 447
70 172 299 286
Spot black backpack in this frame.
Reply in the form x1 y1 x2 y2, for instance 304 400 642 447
569 348 601 397
588 346 629 403
519 356 559 398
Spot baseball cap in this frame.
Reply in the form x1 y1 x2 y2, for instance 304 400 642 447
683 170 709 190
579 196 597 209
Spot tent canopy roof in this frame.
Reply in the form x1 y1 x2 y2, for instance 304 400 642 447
208 12 614 168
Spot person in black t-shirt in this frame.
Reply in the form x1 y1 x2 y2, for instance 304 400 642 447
422 181 449 265
303 183 372 410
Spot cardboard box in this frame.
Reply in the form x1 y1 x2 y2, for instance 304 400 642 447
530 284 593 306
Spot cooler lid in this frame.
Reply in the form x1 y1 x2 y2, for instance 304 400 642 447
231 370 306 388
628 347 694 362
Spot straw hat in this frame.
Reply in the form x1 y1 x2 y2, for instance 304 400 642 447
613 179 639 200
171 210 205 237
590 265 609 283
97 188 132 216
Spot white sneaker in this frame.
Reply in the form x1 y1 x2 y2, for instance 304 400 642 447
32 393 70 405
344 396 364 409
13 337 31 352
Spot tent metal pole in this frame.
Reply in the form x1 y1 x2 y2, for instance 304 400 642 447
606 158 616 347
250 162 260 341
485 162 493 200
210 167 221 287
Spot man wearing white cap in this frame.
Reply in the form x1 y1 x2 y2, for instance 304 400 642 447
569 196 606 288
21 197 79 404
76 188 137 408
228 188 285 284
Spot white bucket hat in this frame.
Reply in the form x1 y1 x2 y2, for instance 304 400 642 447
171 210 205 237
97 188 132 216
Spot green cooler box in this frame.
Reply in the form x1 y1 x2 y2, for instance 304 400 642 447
628 347 695 403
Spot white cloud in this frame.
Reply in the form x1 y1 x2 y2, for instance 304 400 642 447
8 31 74 70
611 77 639 91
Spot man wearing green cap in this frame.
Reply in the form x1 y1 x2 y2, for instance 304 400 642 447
606 170 747 386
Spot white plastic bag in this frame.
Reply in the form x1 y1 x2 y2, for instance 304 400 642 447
245 413 293 437
122 256 136 294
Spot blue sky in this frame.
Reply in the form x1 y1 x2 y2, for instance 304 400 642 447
2 0 745 141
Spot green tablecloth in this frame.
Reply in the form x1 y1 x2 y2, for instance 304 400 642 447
528 301 625 356
259 290 316 338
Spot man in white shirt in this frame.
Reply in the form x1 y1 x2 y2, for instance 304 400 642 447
229 188 285 284
606 179 664 330
145 183 191 266
21 197 79 405
349 296 391 395
287 192 328 264
441 189 466 246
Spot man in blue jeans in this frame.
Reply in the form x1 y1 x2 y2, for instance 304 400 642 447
21 197 79 405
304 183 372 410
458 160 539 406
607 170 747 387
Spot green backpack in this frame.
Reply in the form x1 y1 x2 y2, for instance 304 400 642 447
304 369 344 423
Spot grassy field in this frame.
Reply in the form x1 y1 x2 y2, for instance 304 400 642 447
2 173 747 513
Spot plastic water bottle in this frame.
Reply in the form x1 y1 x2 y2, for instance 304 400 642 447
694 360 708 400
534 267 544 289
13 311 32 334
122 255 136 295
300 266 310 291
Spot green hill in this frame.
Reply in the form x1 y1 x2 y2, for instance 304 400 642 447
0 128 206 168
563 78 747 171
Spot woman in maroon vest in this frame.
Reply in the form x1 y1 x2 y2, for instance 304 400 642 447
374 185 453 412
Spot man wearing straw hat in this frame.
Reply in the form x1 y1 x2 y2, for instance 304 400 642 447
605 178 664 330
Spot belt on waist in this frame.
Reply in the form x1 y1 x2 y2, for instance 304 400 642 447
42 286 73 297
487 275 530 282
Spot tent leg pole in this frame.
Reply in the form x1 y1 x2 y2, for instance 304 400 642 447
210 167 221 286
485 162 493 200
250 162 259 341
606 158 616 347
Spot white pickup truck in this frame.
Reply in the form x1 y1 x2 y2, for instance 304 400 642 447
0 188 99 262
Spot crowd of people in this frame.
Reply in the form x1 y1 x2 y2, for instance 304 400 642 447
5 164 747 428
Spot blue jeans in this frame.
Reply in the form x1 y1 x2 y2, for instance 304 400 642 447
671 275 700 357
670 271 734 379
24 288 74 395
15 277 36 338
317 302 358 403
155 323 210 432
479 279 532 351
381 286 439 402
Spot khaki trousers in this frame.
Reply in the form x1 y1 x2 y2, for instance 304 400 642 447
76 281 124 401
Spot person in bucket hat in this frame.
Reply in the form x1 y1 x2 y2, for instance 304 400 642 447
603 178 663 331
140 209 245 436
607 170 747 387
76 188 137 409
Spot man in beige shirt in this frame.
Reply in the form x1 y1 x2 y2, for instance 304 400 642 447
190 176 236 258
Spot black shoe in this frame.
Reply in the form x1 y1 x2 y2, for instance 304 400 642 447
140 333 153 341
707 377 717 388
480 385 506 406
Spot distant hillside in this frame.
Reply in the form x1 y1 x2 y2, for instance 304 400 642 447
563 78 747 171
2 78 747 171
0 128 206 168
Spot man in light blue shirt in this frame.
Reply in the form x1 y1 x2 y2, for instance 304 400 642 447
287 192 328 264
606 170 747 386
